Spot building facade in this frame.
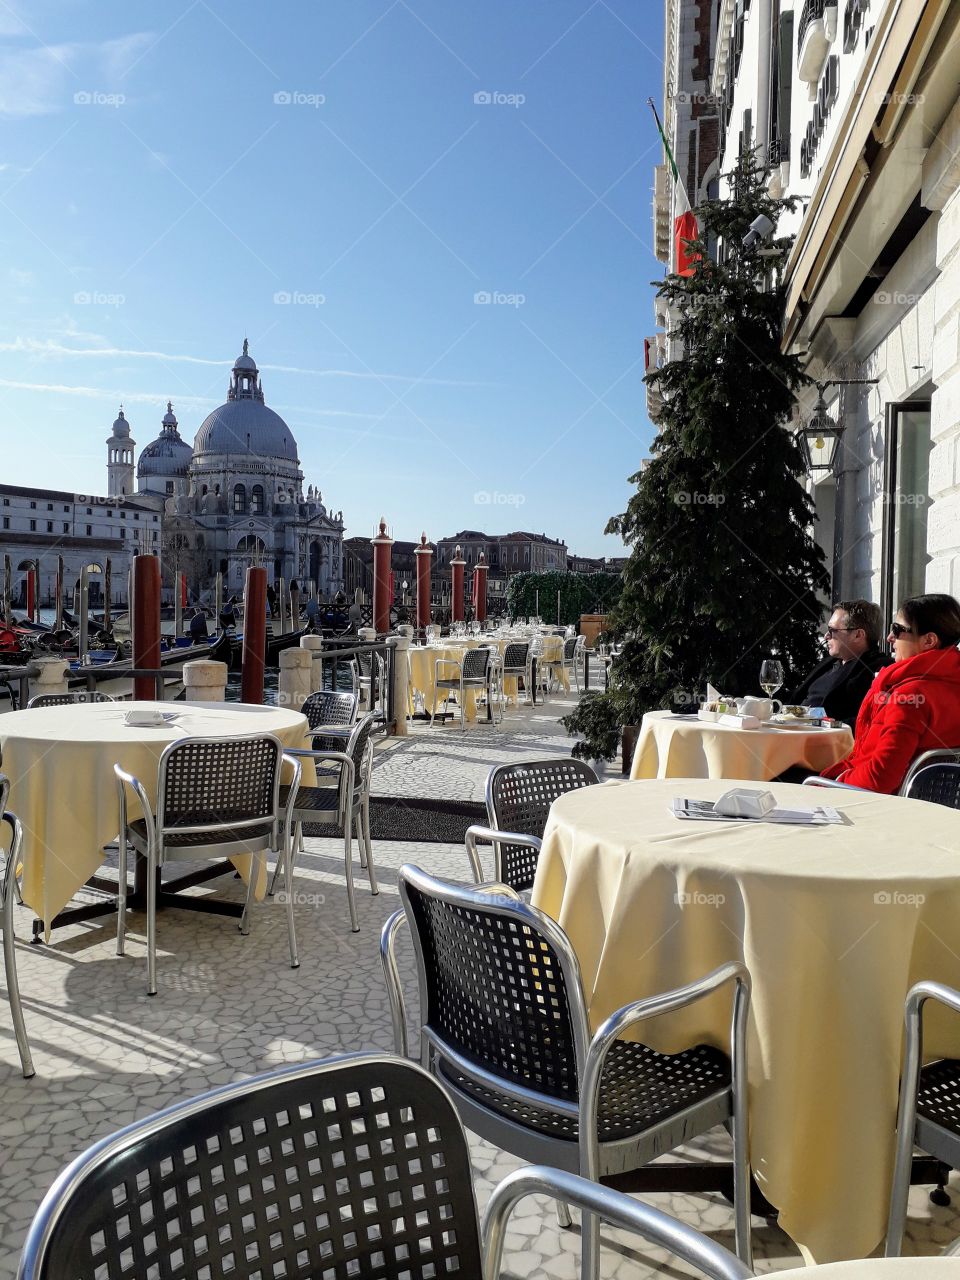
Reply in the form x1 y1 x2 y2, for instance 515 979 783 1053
0 483 160 607
653 0 960 613
117 340 346 599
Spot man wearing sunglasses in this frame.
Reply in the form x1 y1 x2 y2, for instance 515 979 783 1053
784 600 891 727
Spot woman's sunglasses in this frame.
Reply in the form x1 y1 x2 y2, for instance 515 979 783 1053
889 622 914 639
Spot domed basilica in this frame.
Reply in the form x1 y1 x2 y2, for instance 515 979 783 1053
106 341 345 597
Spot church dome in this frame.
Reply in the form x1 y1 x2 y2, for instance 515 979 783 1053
192 340 299 464
137 401 193 480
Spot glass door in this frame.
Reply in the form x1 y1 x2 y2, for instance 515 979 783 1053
881 401 932 624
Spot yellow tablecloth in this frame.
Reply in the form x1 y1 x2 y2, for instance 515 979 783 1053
630 709 853 780
407 645 487 721
804 1263 960 1278
0 700 311 935
532 778 960 1263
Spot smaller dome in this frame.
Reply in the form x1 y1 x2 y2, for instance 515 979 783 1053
161 400 178 428
111 406 130 438
138 401 192 482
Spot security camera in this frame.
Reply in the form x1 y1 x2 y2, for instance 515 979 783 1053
742 214 775 248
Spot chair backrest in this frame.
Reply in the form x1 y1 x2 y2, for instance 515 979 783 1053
486 758 600 891
561 636 577 661
902 763 960 808
899 748 960 797
18 1053 482 1280
502 642 529 671
461 647 490 681
157 735 282 835
27 691 113 708
398 865 586 1103
301 689 358 732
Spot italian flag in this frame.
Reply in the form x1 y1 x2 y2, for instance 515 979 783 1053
649 98 699 277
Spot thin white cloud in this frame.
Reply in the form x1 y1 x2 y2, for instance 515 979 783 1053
0 32 153 117
0 337 486 385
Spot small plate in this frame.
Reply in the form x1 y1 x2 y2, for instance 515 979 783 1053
124 709 176 727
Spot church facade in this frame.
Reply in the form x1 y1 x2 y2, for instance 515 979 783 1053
107 341 345 599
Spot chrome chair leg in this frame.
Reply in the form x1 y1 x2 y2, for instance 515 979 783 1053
556 1201 573 1229
362 795 378 896
280 841 299 970
344 821 359 932
239 849 260 938
2 831 34 1078
146 850 158 997
116 824 128 956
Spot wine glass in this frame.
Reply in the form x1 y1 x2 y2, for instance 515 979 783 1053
759 659 784 697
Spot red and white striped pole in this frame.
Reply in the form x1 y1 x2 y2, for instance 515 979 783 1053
371 517 394 634
450 545 466 623
414 533 432 629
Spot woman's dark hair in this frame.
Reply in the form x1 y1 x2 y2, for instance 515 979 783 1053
899 594 960 648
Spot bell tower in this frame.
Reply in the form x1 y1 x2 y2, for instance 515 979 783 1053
106 406 136 497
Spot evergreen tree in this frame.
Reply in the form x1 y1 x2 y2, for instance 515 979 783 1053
564 155 829 759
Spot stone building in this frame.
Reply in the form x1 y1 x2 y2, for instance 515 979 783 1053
653 0 960 612
107 340 346 599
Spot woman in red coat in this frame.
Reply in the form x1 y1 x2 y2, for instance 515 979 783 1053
820 593 960 794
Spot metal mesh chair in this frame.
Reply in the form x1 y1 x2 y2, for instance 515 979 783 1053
887 982 960 1255
115 734 301 996
301 688 359 752
382 867 753 1271
270 713 379 932
27 691 115 707
352 652 386 723
0 773 34 1077
464 757 599 892
501 642 532 705
900 752 960 801
17 1052 754 1280
432 646 491 730
549 635 584 693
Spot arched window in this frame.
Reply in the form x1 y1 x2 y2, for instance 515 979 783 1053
250 484 264 514
233 484 247 515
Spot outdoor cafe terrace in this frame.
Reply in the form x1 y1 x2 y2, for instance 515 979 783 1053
2 603 960 1277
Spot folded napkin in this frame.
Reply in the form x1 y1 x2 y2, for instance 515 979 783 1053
719 713 760 730
714 788 777 819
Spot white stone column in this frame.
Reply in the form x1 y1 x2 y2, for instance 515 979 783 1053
182 659 228 703
925 95 960 596
300 634 324 693
388 634 410 737
30 657 69 702
278 647 312 711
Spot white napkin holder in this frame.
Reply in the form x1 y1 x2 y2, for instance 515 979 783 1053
124 708 164 727
718 712 761 730
714 788 777 819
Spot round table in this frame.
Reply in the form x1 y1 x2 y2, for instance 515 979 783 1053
532 778 960 1264
805 1263 960 1277
0 701 311 937
630 709 853 781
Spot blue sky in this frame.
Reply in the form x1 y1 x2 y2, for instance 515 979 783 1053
0 0 663 556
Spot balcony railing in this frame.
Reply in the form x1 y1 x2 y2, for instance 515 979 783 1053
797 0 826 51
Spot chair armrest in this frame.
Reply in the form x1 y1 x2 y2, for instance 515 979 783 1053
282 749 355 809
801 776 867 791
380 909 409 1058
434 658 462 678
280 753 302 839
464 824 542 885
114 763 155 839
579 962 751 1184
481 1166 753 1280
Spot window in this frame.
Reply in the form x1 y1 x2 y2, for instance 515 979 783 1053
2 499 8 506
46 521 53 532
2 518 7 530
86 525 92 536
120 510 125 519
134 512 139 520
29 519 36 531
62 523 68 533
47 503 52 511
108 510 113 518
121 528 126 538
29 500 36 509
152 531 158 542
250 484 264 514
881 401 933 618
153 515 158 523
234 484 248 514
165 482 174 496
86 507 92 515
63 505 69 512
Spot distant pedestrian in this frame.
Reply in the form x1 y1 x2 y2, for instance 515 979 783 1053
305 596 320 628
